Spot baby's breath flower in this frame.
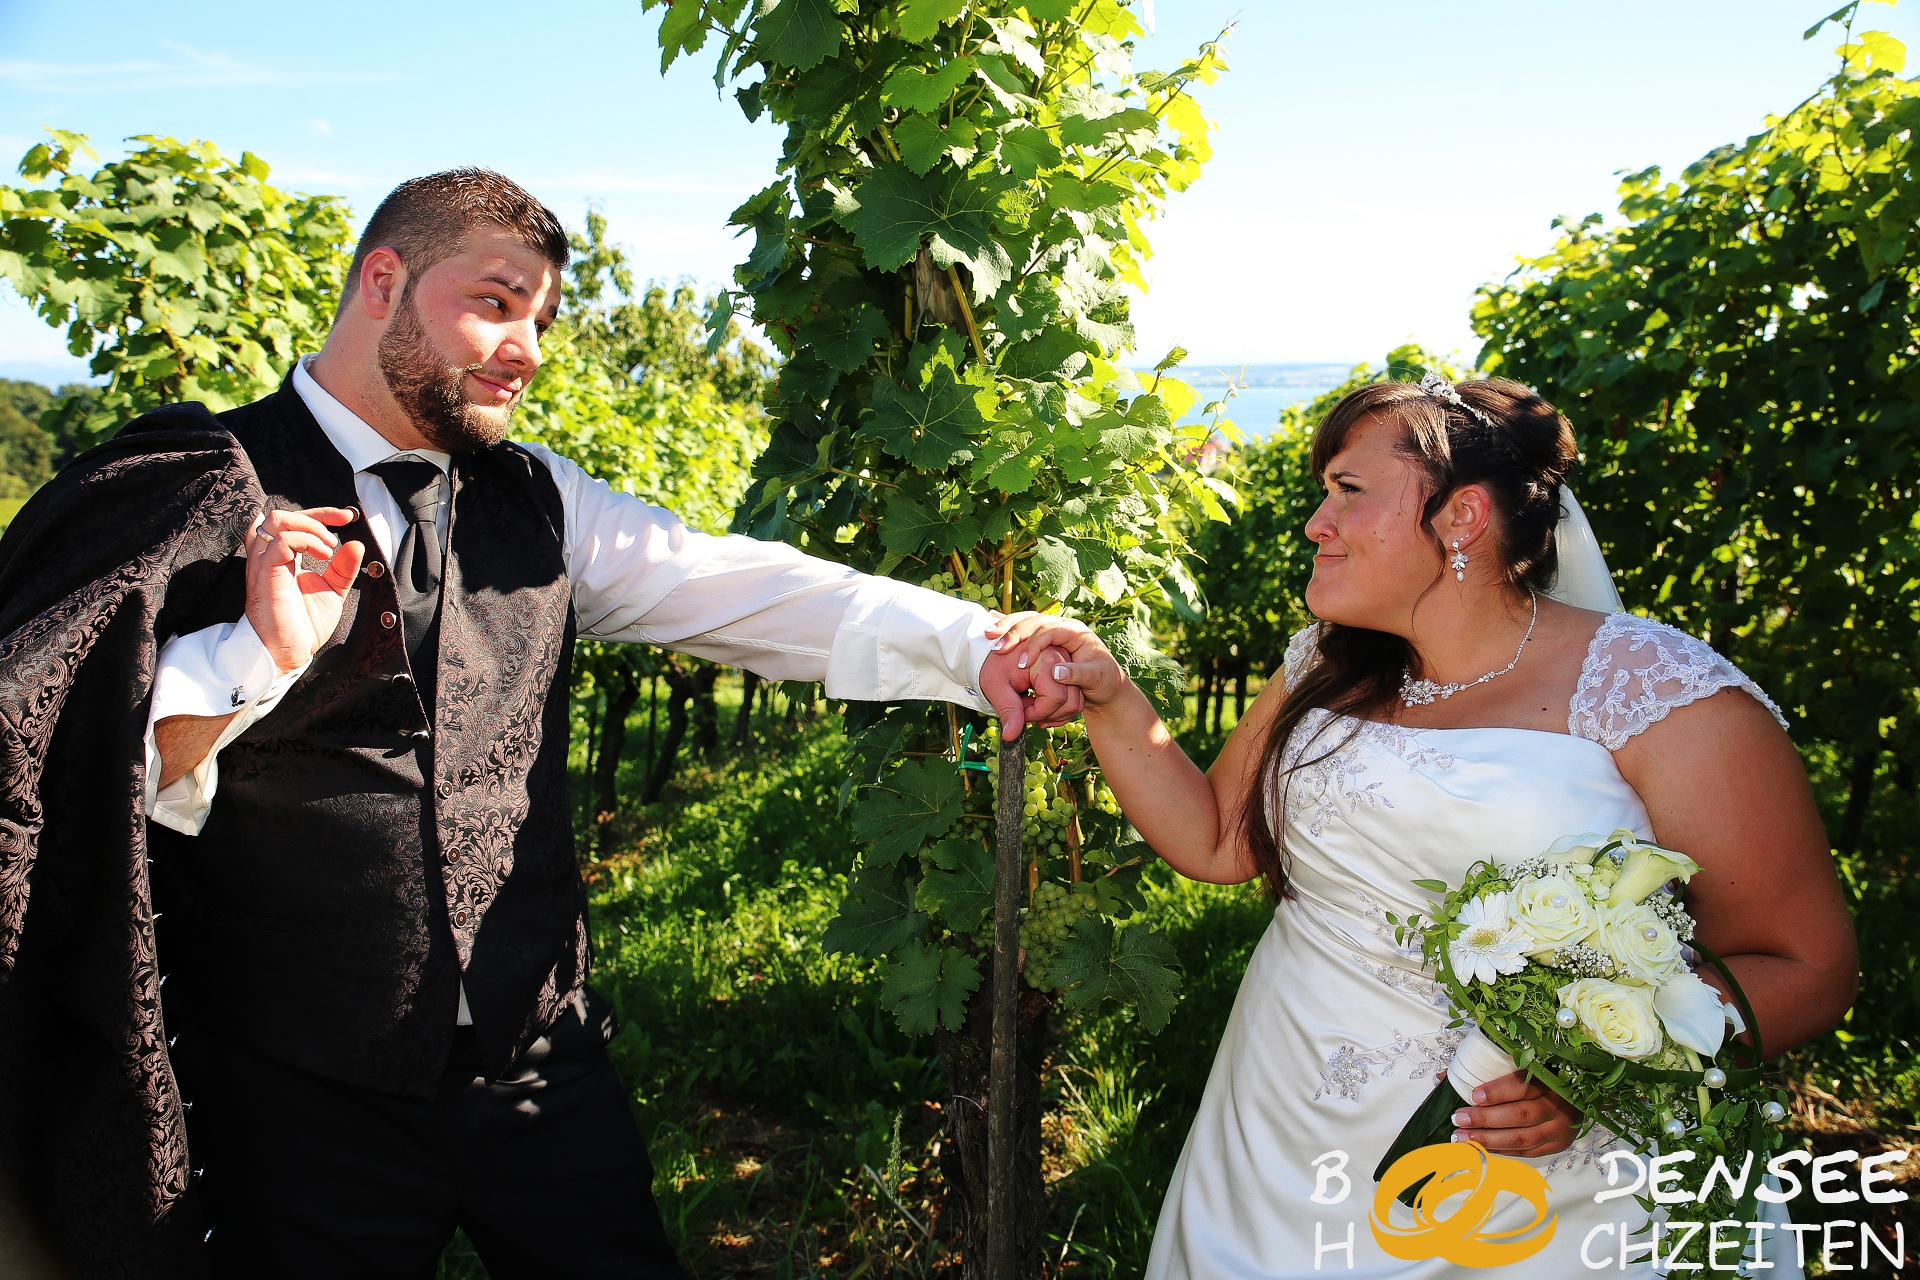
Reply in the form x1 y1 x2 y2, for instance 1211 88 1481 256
1645 890 1696 942
1546 943 1618 978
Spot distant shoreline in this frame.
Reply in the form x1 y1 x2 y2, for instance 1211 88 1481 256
1144 361 1356 390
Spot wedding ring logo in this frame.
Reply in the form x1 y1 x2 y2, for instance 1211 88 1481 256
1370 1141 1558 1266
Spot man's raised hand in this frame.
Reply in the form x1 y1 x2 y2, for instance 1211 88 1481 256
246 507 364 673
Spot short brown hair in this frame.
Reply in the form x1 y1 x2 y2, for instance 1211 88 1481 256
339 168 569 315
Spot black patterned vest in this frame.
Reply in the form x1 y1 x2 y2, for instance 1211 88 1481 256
150 381 587 1097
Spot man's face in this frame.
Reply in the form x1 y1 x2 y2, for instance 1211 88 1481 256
376 227 561 453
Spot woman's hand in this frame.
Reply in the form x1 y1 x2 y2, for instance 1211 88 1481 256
985 612 1130 709
1448 1070 1580 1158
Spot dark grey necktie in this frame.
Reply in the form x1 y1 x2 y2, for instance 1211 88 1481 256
367 458 445 691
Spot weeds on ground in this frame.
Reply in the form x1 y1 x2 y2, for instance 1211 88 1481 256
440 684 1916 1277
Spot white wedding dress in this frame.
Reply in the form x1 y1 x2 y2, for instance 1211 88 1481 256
1144 613 1795 1279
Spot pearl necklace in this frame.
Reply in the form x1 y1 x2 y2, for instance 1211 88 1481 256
1399 594 1538 707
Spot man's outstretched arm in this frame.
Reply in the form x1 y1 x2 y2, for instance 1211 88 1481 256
530 444 1077 733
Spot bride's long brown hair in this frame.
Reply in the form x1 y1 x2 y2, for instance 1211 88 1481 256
1242 378 1577 901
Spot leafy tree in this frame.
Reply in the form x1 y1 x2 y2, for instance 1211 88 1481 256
514 211 775 844
0 130 351 449
1472 7 1919 853
1178 346 1460 732
643 0 1229 1267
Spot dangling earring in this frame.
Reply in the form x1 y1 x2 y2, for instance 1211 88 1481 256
1449 539 1470 582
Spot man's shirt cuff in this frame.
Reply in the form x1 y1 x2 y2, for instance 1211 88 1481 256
824 578 994 714
144 616 309 834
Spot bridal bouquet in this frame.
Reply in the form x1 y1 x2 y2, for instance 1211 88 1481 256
1377 831 1790 1261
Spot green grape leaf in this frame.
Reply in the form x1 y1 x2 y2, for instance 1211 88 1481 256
864 368 984 469
999 125 1063 179
728 181 791 281
755 0 844 70
899 0 967 41
797 302 891 371
877 487 946 555
1030 534 1081 599
881 58 976 115
882 940 982 1035
837 162 999 274
825 863 929 957
917 834 996 932
853 758 964 865
1053 920 1183 1031
894 114 950 176
999 325 1093 382
1059 107 1158 152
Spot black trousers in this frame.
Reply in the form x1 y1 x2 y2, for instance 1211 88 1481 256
171 991 683 1279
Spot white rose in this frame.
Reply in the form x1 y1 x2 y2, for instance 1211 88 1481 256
1510 872 1599 960
1558 977 1664 1060
1592 901 1685 986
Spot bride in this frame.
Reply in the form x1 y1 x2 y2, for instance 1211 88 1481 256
993 376 1857 1275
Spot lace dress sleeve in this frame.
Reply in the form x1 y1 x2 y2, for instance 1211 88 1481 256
1568 614 1788 750
1281 622 1323 693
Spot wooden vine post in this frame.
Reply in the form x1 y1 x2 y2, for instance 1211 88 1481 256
989 728 1026 1276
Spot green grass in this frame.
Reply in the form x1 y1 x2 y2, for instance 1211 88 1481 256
435 674 1915 1277
0 497 26 532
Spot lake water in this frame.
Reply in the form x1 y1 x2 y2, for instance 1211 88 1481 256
1145 362 1352 438
1174 384 1339 437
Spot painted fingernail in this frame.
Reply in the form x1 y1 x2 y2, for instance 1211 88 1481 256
1016 654 1029 669
991 639 1005 650
1054 665 1069 680
1453 1111 1471 1127
1450 1130 1468 1142
1472 1089 1486 1105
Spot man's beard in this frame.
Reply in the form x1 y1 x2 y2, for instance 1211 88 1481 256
376 288 516 453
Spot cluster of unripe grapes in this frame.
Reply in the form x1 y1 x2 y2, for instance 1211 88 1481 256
926 569 1000 608
1018 880 1097 989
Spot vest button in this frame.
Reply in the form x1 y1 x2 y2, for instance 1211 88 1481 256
446 847 461 864
393 672 412 685
380 611 398 629
366 561 386 579
453 906 471 927
437 780 453 798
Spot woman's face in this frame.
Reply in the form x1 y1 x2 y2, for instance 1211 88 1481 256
1303 414 1445 633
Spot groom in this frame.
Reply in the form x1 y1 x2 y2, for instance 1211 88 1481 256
2 168 1070 1277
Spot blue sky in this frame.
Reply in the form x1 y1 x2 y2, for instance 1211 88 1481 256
2 0 1914 386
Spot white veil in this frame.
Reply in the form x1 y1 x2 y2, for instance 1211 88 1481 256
1545 484 1622 613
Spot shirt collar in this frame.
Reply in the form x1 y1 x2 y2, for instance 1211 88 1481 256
293 355 451 476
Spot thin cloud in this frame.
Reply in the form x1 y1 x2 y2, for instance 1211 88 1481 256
0 41 395 92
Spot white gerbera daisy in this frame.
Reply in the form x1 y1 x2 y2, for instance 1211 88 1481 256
1449 891 1532 986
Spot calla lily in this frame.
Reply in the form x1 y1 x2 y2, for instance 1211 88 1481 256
1613 837 1702 905
1543 832 1608 868
1654 969 1727 1056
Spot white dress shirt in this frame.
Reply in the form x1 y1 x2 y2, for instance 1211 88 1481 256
143 357 996 1019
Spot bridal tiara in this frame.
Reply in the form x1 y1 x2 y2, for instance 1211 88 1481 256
1416 371 1497 431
